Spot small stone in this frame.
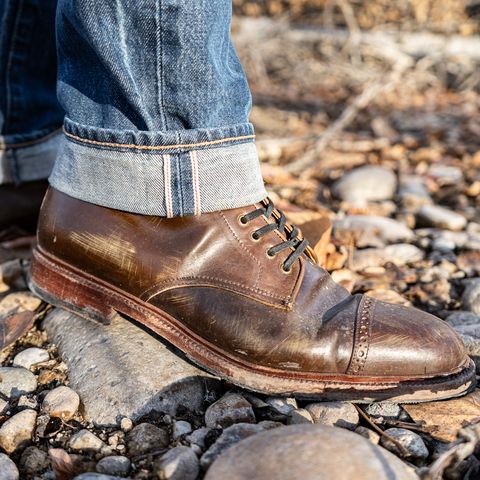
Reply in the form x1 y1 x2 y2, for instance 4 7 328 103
0 399 8 414
462 280 480 315
13 348 49 370
364 403 408 421
417 205 467 231
69 430 106 452
0 409 37 453
200 421 281 469
126 423 169 456
305 402 359 430
351 244 423 270
0 291 42 314
265 397 297 416
0 453 19 480
0 367 37 399
120 418 133 432
17 395 38 410
380 428 428 464
447 311 480 328
204 425 418 480
19 446 49 474
355 426 380 444
398 174 432 210
96 456 131 477
428 164 463 185
107 432 124 448
173 420 192 439
287 408 314 425
154 446 199 480
205 393 255 429
334 216 413 247
332 166 397 203
42 386 80 420
186 427 212 449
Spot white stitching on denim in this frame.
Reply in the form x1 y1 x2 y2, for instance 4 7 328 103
190 150 201 216
163 154 173 218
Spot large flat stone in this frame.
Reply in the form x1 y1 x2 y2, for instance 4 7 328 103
205 425 418 480
43 309 221 426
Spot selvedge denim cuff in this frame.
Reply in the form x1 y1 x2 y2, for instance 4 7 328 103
49 118 268 217
0 129 61 184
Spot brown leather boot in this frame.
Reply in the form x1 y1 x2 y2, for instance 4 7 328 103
29 188 475 402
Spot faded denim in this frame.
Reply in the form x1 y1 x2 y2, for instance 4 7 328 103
1 0 267 215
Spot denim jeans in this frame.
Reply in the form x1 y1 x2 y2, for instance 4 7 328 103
0 0 267 216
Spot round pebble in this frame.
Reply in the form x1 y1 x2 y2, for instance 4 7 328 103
0 367 37 399
380 428 429 465
120 417 133 432
42 385 80 420
96 455 131 477
126 423 169 456
0 409 37 454
154 446 199 480
0 453 19 480
305 402 359 430
265 397 298 416
287 408 314 425
205 393 255 428
332 166 397 203
19 446 49 474
173 420 192 439
13 348 49 369
69 430 106 452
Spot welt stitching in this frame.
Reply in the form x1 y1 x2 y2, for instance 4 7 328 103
63 129 255 151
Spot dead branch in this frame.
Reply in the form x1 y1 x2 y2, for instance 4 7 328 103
285 54 412 174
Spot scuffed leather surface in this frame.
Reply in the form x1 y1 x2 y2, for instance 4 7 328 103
37 188 468 377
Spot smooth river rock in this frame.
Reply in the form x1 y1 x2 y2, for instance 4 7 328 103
332 166 397 203
417 205 467 231
334 216 414 247
205 425 419 480
43 309 221 426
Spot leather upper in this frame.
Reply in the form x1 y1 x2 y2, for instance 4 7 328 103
37 188 468 378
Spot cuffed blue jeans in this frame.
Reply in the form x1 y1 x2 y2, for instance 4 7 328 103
0 0 267 216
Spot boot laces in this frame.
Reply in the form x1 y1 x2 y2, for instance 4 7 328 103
239 198 309 272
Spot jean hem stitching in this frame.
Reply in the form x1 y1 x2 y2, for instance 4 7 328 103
63 129 256 151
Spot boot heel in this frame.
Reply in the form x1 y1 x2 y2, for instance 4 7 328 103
29 247 117 325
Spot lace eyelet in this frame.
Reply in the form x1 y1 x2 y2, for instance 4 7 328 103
250 231 261 242
265 248 275 259
280 264 292 274
237 214 248 226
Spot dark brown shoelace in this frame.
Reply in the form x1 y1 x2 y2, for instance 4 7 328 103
239 198 309 272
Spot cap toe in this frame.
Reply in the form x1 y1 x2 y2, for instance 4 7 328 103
360 299 468 377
